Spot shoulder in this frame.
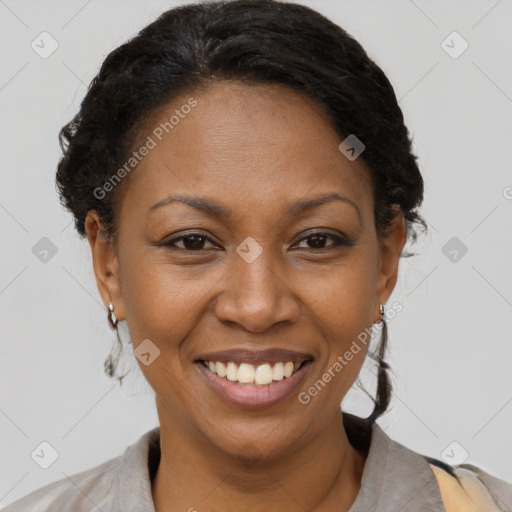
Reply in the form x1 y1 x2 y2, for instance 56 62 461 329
349 418 511 512
1 427 160 512
1 455 120 512
427 459 512 512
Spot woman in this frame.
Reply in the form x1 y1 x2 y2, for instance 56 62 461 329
4 1 510 511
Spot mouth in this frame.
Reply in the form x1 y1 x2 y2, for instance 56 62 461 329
198 359 310 385
194 349 314 409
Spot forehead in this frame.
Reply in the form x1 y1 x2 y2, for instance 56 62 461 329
119 81 373 223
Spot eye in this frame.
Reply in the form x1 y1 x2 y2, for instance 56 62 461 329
160 232 219 251
157 230 354 252
293 231 354 250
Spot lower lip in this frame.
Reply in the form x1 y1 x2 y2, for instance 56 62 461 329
196 361 313 409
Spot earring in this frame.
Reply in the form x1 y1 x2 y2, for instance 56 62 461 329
108 302 118 329
375 303 384 324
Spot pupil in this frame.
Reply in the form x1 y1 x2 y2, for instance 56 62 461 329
184 235 205 250
308 234 326 248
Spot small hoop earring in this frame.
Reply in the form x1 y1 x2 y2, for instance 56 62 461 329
108 302 118 329
375 303 385 324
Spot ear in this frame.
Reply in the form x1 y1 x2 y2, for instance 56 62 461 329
85 211 125 322
374 205 406 319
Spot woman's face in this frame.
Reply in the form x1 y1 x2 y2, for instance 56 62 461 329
87 81 405 459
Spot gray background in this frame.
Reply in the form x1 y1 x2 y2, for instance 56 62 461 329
1 0 511 507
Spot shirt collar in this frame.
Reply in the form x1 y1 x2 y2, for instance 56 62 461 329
347 420 445 512
113 426 160 512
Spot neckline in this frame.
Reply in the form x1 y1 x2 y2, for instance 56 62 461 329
137 416 444 512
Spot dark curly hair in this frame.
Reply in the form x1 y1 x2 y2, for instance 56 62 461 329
55 0 427 438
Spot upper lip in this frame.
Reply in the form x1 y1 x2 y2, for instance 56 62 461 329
195 348 314 366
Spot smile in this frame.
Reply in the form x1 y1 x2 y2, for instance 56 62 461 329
196 358 313 409
201 360 306 385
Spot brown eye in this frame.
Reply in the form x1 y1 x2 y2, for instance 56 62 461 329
161 233 218 251
294 231 354 250
157 230 354 252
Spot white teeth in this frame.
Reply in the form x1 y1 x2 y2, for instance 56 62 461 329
238 363 255 383
204 359 307 385
254 363 273 385
216 361 227 378
226 362 238 381
283 361 294 378
272 362 284 381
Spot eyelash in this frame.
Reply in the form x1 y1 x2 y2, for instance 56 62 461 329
159 230 354 252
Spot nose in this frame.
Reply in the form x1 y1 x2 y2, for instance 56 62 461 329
215 251 300 333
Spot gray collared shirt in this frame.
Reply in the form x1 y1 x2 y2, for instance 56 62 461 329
3 421 511 511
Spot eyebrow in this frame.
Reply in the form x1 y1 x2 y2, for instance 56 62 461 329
148 192 361 222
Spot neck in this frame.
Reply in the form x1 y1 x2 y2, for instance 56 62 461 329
151 405 367 512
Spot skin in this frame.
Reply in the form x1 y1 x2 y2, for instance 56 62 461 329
85 81 406 512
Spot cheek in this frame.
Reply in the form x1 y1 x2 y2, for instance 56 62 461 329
304 254 376 390
306 252 377 331
117 255 208 410
118 248 224 358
